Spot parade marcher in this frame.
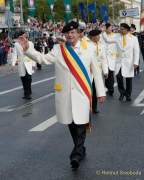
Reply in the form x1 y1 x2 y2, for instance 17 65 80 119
34 38 43 70
78 21 90 49
101 23 118 96
139 30 144 61
18 21 106 170
130 24 140 75
115 23 139 101
11 30 36 100
130 24 137 36
89 29 108 114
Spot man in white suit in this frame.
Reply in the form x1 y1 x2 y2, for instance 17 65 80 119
101 23 118 96
11 30 35 100
115 23 139 101
89 29 108 113
18 21 106 170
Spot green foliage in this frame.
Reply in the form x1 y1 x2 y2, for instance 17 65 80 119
15 0 124 23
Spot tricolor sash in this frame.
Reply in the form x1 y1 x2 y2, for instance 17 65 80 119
60 43 92 106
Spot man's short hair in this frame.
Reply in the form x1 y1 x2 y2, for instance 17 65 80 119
14 30 26 39
105 23 111 29
89 29 101 37
120 23 130 31
131 24 136 30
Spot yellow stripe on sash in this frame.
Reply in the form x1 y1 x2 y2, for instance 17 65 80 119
63 47 92 96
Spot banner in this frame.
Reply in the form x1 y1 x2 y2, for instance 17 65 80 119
79 2 87 22
64 0 71 23
0 0 5 7
28 0 35 17
100 5 109 23
7 0 14 12
88 3 96 23
47 0 54 11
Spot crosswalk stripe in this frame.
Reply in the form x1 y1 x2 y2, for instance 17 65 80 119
29 115 57 132
0 76 55 95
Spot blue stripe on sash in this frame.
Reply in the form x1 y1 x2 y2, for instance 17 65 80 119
65 44 92 90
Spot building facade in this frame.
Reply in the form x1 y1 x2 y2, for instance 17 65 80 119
0 0 20 27
120 0 141 30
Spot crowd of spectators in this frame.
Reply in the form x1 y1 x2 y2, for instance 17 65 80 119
0 31 10 66
0 17 144 67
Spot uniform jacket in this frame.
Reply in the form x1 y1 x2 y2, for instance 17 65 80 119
25 41 106 125
115 33 140 77
101 32 118 71
91 41 108 75
11 41 36 77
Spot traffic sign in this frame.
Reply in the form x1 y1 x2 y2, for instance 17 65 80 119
119 7 139 17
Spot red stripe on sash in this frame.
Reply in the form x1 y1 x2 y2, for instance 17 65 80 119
60 44 91 105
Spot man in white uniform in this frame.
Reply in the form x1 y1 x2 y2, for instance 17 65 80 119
101 23 118 96
18 21 106 170
89 29 108 113
115 23 139 101
11 31 35 100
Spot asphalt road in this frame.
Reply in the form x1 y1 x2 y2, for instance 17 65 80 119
0 65 144 180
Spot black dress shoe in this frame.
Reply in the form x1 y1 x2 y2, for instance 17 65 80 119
22 95 32 100
119 94 125 101
92 109 99 114
126 96 131 101
71 159 80 170
107 91 113 96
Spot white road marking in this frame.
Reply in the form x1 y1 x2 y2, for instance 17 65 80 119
114 83 117 87
133 90 144 107
140 110 144 115
0 76 55 96
0 106 15 112
0 93 55 112
133 89 144 115
29 115 57 132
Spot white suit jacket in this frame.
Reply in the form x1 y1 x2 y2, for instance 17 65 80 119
115 33 140 77
25 41 106 125
91 41 108 75
11 41 36 77
101 32 119 71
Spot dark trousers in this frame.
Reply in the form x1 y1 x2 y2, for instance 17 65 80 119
105 69 114 94
92 80 97 112
68 122 86 161
141 49 144 61
116 69 132 97
21 71 32 97
37 63 42 70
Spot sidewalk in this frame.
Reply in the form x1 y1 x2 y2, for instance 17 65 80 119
0 64 17 77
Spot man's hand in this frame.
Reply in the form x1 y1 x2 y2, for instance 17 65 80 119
97 96 106 103
18 36 29 51
104 74 108 79
134 64 139 69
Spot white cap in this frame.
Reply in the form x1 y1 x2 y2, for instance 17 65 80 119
79 21 86 30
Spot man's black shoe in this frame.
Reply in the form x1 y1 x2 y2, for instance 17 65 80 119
119 94 125 101
92 109 99 114
71 159 80 170
22 95 32 100
126 96 131 101
107 91 113 97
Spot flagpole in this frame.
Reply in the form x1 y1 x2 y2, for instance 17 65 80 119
20 0 24 25
77 0 79 22
112 0 114 24
87 0 89 23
